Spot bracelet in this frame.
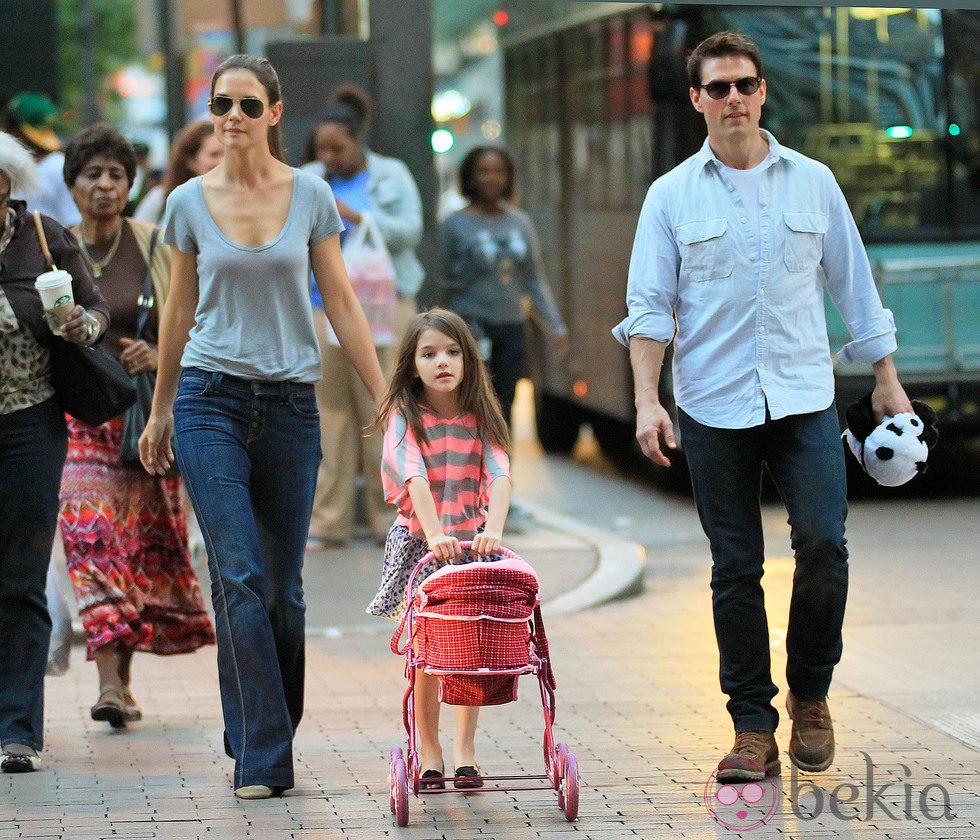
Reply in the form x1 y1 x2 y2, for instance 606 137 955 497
81 313 100 346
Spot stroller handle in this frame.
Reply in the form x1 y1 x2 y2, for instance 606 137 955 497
406 541 522 598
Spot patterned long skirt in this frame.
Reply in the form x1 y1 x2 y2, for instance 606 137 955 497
58 415 215 658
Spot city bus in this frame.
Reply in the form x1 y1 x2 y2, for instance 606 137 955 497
503 4 979 484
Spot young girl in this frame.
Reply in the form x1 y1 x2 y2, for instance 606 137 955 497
368 308 512 790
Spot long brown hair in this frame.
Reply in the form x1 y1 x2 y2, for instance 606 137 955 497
376 308 510 454
210 54 286 162
161 120 217 196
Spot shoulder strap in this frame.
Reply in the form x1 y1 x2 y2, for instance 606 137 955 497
134 227 159 340
32 211 55 269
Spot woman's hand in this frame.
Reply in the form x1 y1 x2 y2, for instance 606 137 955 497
53 305 99 345
471 529 502 556
119 337 158 375
333 198 362 226
426 533 462 562
139 413 175 475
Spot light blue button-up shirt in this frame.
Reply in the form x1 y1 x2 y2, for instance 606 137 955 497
612 130 897 429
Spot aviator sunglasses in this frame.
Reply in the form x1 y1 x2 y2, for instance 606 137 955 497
208 95 265 119
700 76 762 100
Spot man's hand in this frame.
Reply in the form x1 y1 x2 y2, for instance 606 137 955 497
871 356 913 422
635 400 676 467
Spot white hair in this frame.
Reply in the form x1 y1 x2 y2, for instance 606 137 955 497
0 131 38 195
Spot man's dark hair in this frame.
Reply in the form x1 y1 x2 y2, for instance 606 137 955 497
686 31 763 89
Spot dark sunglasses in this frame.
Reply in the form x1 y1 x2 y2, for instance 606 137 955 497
700 76 762 100
208 96 265 119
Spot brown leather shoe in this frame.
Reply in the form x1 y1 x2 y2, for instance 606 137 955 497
717 731 780 782
786 691 835 772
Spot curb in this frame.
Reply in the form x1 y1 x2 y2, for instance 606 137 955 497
522 501 646 616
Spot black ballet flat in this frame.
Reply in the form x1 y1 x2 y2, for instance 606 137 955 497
453 765 483 789
420 767 446 790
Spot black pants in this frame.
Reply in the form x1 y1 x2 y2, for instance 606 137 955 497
0 398 67 751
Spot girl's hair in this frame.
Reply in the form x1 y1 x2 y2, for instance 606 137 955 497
458 145 516 203
0 131 38 194
63 123 137 188
211 54 286 162
161 120 217 196
377 308 510 454
301 82 373 164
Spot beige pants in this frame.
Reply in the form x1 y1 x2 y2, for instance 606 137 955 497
310 309 394 542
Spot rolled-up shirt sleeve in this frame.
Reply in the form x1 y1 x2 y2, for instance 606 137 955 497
820 176 898 365
612 184 680 347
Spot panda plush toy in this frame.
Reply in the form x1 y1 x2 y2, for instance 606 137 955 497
843 393 939 487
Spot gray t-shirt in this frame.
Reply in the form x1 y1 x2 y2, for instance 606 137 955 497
439 206 566 333
163 168 343 382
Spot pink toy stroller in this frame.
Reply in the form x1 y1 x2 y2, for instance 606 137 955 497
387 542 580 826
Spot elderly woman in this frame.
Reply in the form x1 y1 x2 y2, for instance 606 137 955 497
0 131 109 773
58 124 214 730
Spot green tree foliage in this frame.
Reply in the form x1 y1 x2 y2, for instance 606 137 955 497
57 0 139 130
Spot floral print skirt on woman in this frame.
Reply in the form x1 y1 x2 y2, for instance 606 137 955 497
58 416 215 657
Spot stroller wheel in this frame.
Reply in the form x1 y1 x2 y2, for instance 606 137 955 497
392 756 410 826
561 753 580 822
388 749 404 814
556 742 570 777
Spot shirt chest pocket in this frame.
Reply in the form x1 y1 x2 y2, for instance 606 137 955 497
783 211 829 273
676 218 733 282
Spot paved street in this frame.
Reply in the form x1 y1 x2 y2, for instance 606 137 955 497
2 384 977 839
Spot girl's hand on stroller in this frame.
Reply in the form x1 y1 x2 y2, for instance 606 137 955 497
427 533 462 561
471 530 502 555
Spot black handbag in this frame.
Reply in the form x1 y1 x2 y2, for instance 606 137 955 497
48 338 137 425
119 229 176 473
33 212 136 425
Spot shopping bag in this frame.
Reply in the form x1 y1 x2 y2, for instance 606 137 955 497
337 214 397 346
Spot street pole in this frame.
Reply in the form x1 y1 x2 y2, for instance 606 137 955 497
80 0 99 124
155 0 185 140
230 0 246 54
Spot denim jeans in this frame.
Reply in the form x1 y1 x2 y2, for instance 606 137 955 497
0 398 67 751
472 320 525 426
678 404 849 733
174 369 321 790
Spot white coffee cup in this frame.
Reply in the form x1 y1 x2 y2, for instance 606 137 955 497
34 269 75 326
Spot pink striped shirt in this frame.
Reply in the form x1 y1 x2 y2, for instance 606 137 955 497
382 407 510 541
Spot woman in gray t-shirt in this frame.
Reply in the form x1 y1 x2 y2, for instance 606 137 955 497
140 55 385 800
438 146 568 426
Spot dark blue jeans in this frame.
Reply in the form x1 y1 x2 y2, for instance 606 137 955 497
678 404 849 733
174 369 321 790
473 320 525 426
0 398 67 751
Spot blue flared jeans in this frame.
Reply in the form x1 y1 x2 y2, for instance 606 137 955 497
0 398 67 751
678 404 849 734
174 368 321 790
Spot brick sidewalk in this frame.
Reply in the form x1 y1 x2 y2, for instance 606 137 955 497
4 547 977 839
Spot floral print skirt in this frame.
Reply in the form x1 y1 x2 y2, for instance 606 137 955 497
58 415 215 658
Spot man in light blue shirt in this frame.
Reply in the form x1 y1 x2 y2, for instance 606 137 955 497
613 31 912 784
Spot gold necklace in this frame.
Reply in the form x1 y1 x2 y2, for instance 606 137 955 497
78 221 123 279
